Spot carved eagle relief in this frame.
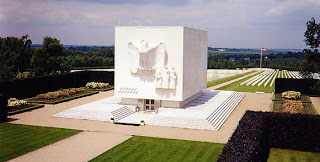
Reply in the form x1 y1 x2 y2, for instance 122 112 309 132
128 40 166 74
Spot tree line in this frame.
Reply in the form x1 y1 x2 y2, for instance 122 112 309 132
208 52 303 70
0 35 114 80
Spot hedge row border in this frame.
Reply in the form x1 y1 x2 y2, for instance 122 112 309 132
275 78 319 95
0 71 114 99
8 104 45 115
90 86 114 92
217 111 320 161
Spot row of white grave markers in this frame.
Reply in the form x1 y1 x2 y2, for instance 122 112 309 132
240 70 302 87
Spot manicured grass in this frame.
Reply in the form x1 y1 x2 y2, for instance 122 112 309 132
216 72 275 93
207 71 256 88
0 123 82 161
268 148 320 161
90 136 225 162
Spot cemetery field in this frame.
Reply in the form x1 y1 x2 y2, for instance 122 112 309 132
90 136 224 161
0 123 82 161
216 72 275 93
217 70 302 93
207 71 255 88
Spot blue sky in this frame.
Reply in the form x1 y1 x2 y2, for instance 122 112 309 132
0 0 319 49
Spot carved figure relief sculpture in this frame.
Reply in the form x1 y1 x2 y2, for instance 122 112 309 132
155 71 162 88
162 66 170 89
128 40 166 74
169 67 177 89
154 66 177 90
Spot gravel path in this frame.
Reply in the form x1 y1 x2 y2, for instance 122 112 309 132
8 80 273 161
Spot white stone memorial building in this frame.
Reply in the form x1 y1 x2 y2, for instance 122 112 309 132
115 26 207 111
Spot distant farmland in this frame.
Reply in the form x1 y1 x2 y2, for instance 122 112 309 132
208 50 284 55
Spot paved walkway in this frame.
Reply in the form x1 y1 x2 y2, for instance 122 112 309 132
9 132 131 162
206 71 261 90
8 89 273 161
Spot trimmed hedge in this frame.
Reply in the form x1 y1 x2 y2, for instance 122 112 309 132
275 78 318 95
218 111 269 161
268 112 320 152
217 111 320 161
0 94 9 122
0 71 114 99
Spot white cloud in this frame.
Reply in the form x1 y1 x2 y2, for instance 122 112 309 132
0 0 318 48
266 0 320 16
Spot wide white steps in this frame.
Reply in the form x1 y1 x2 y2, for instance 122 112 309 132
111 106 136 122
206 92 245 130
146 116 215 130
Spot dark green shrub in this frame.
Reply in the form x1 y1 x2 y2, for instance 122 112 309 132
0 94 8 122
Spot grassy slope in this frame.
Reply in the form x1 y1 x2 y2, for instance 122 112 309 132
0 123 82 161
216 72 275 93
268 148 320 161
207 71 256 88
90 136 224 162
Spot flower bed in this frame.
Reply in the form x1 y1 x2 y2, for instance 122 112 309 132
35 88 85 100
7 98 27 108
281 100 305 114
26 88 98 104
272 94 317 115
85 82 114 91
7 98 44 115
282 91 301 99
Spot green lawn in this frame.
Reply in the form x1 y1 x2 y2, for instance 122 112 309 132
268 148 320 161
207 71 256 88
217 72 275 93
90 136 224 162
0 123 82 161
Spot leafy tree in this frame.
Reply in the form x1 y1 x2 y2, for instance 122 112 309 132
31 36 69 76
300 17 320 78
304 17 320 49
0 34 32 80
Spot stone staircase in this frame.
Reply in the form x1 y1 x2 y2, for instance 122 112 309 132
111 106 136 122
146 116 215 130
206 92 245 130
184 90 220 110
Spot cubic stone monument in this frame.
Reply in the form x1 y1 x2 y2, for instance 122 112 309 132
115 26 207 111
